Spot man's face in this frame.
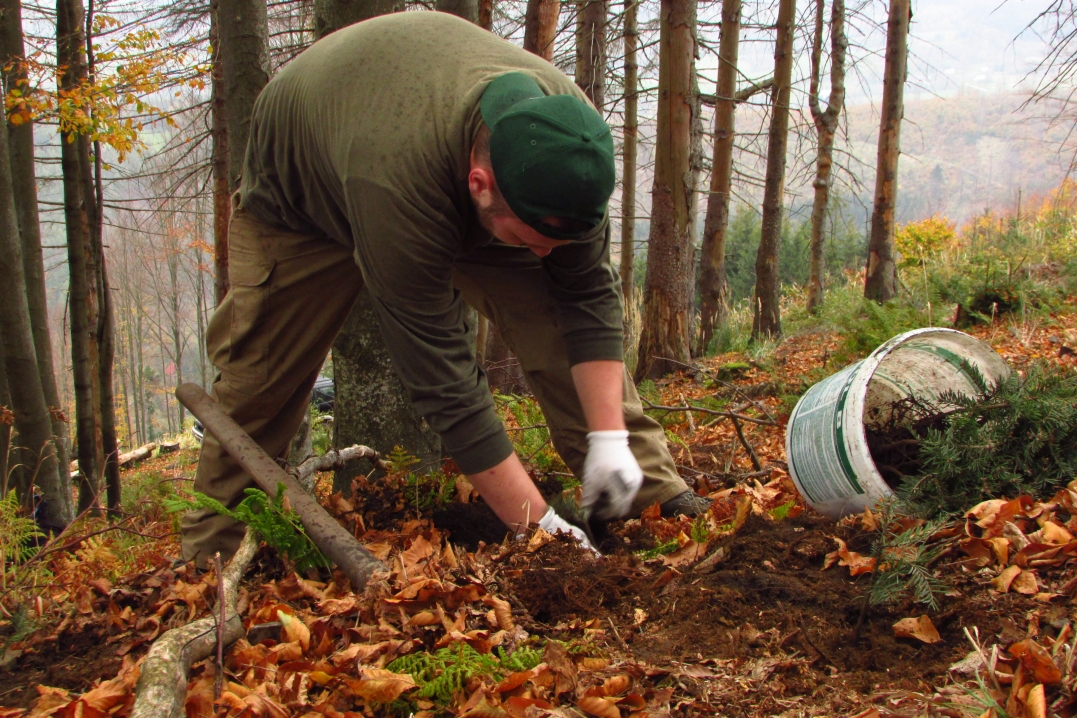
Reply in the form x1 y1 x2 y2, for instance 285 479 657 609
482 212 572 258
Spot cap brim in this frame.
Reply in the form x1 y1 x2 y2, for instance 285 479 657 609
481 72 545 126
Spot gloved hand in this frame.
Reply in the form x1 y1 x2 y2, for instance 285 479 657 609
537 506 598 553
581 430 643 520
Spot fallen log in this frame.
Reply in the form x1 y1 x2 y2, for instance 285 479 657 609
130 528 258 718
175 383 385 592
70 442 158 479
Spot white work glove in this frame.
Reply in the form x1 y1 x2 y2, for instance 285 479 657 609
581 430 644 520
537 506 598 553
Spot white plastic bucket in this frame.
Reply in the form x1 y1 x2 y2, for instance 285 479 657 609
785 328 1010 519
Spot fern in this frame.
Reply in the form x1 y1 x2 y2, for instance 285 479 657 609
166 483 327 573
387 643 543 705
0 491 44 591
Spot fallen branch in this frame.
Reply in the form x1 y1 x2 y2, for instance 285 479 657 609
730 415 762 472
293 445 386 492
176 383 386 592
70 442 158 479
641 398 777 427
131 528 258 718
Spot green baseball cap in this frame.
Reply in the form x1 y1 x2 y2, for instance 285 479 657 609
480 72 615 240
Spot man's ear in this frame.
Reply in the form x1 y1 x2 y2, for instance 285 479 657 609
468 164 496 204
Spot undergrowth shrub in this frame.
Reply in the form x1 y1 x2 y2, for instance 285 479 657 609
387 643 543 705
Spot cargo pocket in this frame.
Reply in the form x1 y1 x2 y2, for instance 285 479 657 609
226 249 275 389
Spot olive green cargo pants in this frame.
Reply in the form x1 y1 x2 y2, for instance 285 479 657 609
180 210 687 563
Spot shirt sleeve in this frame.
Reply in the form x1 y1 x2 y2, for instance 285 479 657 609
347 179 515 475
542 218 625 366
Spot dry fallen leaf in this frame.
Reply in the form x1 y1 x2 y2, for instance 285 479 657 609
1009 639 1062 685
344 668 417 703
278 610 310 652
1012 569 1040 595
993 564 1022 593
893 615 942 644
822 537 876 576
577 695 621 718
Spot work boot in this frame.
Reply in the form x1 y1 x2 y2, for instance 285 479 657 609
660 491 713 518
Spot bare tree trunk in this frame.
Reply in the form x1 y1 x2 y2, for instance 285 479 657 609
575 0 607 107
805 0 846 313
314 0 402 39
85 0 120 511
477 0 492 30
634 0 695 381
58 0 102 512
0 0 70 489
219 0 269 192
751 0 796 342
619 0 638 307
524 0 559 61
210 0 231 305
695 0 739 355
0 105 73 527
863 0 909 303
435 0 477 22
0 346 10 494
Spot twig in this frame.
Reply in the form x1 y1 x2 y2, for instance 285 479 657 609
214 552 225 699
640 398 777 426
729 415 762 472
607 617 629 652
655 357 777 423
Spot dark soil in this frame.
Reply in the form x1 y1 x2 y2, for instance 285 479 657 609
864 396 949 490
1 623 125 708
500 511 1029 713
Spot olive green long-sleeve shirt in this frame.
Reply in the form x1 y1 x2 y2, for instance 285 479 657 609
238 11 622 474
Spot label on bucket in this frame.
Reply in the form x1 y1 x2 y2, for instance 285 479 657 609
787 362 865 503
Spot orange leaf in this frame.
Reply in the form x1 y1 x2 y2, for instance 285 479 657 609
893 615 941 644
993 565 1022 593
577 695 621 718
1012 570 1040 595
1009 640 1062 685
344 668 417 703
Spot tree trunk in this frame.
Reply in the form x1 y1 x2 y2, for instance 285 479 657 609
58 0 102 512
633 0 695 381
523 0 559 60
219 0 269 192
863 0 909 303
85 0 121 511
0 103 73 527
751 0 796 342
805 0 846 313
477 0 492 30
435 0 477 23
695 0 739 356
210 0 231 305
575 0 607 108
0 345 10 495
619 0 638 308
1 0 71 491
314 0 402 40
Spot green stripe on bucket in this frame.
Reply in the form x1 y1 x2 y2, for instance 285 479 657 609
833 374 865 495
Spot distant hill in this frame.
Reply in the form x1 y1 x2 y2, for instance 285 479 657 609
845 92 1072 226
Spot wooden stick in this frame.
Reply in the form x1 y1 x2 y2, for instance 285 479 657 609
730 415 762 472
131 529 258 718
176 383 385 592
293 444 386 492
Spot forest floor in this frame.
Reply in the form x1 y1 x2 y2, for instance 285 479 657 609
4 306 1077 718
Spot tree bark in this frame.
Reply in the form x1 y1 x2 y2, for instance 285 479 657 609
314 0 402 39
85 0 121 511
210 0 231 305
751 0 796 342
523 0 559 60
575 0 607 108
58 0 103 512
695 0 739 356
805 0 846 313
0 101 73 527
219 0 269 192
863 0 909 303
634 0 695 381
619 0 638 309
435 0 478 23
0 0 71 490
0 345 10 494
477 0 492 30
